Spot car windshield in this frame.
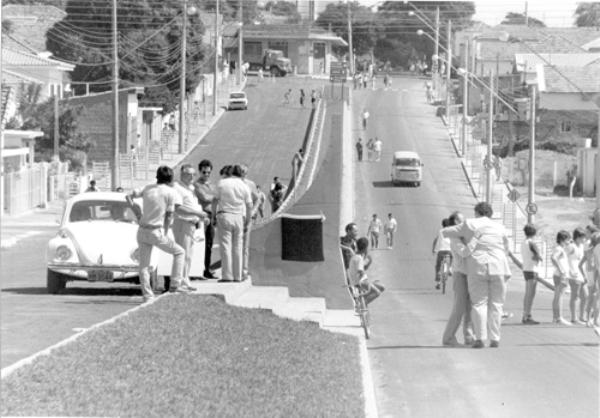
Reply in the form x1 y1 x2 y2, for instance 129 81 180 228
230 93 246 99
394 158 420 167
69 200 137 223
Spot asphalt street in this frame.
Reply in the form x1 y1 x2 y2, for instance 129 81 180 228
352 77 598 418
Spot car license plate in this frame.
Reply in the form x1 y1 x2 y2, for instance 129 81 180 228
88 270 113 282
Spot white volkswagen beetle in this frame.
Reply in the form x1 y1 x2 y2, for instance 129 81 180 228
46 192 149 293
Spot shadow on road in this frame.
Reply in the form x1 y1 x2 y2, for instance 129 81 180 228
368 345 450 350
372 181 395 188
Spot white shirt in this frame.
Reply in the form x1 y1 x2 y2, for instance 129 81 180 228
434 230 451 252
552 246 569 278
215 177 252 216
368 218 382 234
348 253 365 286
521 238 542 274
133 183 178 227
384 218 397 232
173 181 202 223
373 139 382 152
568 242 584 282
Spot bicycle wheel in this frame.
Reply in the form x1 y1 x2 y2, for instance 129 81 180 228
358 296 370 339
441 273 447 294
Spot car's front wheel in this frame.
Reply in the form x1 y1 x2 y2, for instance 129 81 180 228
47 269 67 294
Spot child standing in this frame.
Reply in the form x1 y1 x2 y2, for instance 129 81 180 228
551 230 572 325
521 224 543 325
568 228 586 324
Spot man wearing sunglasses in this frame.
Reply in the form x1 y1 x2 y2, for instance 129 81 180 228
194 159 217 279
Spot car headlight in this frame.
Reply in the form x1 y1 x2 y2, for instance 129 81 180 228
130 248 140 263
56 245 73 261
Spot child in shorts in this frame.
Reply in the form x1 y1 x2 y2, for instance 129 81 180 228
348 237 385 305
551 230 572 325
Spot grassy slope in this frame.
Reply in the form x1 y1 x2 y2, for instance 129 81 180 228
1 295 364 417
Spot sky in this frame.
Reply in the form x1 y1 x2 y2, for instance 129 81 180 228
349 0 583 28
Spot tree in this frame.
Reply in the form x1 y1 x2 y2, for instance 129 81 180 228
3 0 65 7
574 2 600 27
202 0 261 25
46 0 206 113
375 2 475 69
264 1 301 23
315 1 377 57
501 12 545 27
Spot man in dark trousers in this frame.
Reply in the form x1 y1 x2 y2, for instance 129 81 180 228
194 159 217 279
355 138 363 162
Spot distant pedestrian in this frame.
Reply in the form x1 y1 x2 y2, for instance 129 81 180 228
551 230 572 325
384 213 397 249
520 224 543 325
85 180 99 192
362 72 368 89
311 89 317 108
355 138 363 162
270 181 286 213
493 155 503 182
366 138 374 161
283 89 291 106
168 114 176 131
258 68 264 80
299 89 306 107
362 108 370 130
255 185 266 220
367 214 382 249
432 218 452 288
373 137 382 162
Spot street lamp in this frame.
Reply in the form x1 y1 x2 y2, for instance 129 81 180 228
179 1 198 154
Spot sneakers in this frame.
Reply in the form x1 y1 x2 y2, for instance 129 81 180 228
571 319 586 325
170 286 193 294
554 317 572 325
181 284 196 292
472 340 484 349
489 340 500 348
203 270 216 279
501 312 514 320
522 317 540 325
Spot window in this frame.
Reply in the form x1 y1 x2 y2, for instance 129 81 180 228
560 120 572 133
267 41 288 56
70 201 136 223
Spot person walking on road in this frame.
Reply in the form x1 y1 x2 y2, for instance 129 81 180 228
442 211 475 346
367 214 382 249
356 138 363 162
568 228 586 324
311 89 317 108
299 89 306 107
551 230 572 325
212 165 253 282
254 185 266 220
362 108 370 130
519 224 543 325
366 138 374 161
194 159 217 280
442 202 513 348
129 166 188 302
173 164 208 288
373 137 383 162
283 89 291 106
384 213 397 249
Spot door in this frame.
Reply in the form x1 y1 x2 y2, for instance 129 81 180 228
313 42 326 75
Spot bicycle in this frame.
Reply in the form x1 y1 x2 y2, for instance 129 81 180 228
438 253 452 294
347 282 371 339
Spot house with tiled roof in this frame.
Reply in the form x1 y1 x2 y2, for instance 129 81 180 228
2 47 74 101
225 24 347 76
1 4 66 53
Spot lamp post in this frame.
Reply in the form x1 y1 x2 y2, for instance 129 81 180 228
445 20 451 121
486 69 494 204
461 39 469 157
237 0 243 85
528 84 537 224
213 0 219 116
178 0 189 154
347 0 354 75
111 0 119 190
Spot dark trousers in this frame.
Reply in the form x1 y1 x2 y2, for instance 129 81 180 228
204 220 214 273
357 149 363 161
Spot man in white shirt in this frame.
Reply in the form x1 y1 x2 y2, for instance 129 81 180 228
173 164 208 289
384 213 397 249
212 165 253 282
129 166 188 302
367 214 382 249
373 137 383 162
240 164 259 281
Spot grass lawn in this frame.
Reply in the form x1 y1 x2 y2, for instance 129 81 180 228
1 295 364 417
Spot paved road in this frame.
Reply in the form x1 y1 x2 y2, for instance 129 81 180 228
353 77 598 417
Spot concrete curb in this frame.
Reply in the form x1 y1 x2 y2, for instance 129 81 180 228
440 115 478 200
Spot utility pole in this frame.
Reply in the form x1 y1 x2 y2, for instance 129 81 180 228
213 0 219 116
524 1 529 26
53 89 59 158
347 1 354 75
111 0 119 190
237 0 243 85
445 20 451 121
486 69 494 204
596 108 600 212
178 0 188 154
433 6 440 100
528 84 536 224
461 39 469 157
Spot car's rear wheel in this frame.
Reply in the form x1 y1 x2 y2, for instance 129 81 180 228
47 269 67 294
270 67 281 77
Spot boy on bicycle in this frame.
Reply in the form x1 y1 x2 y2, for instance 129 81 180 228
348 237 385 305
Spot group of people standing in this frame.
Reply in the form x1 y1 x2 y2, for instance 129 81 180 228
355 137 383 162
129 160 265 302
367 213 397 250
436 201 600 349
283 88 319 108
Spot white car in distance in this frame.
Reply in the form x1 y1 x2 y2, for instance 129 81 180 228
227 91 248 110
